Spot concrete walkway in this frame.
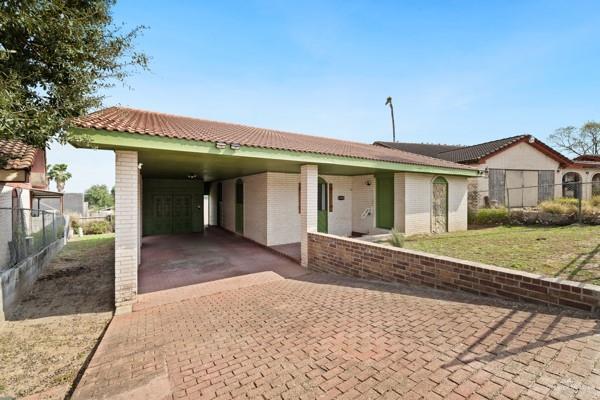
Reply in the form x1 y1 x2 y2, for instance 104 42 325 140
73 273 600 399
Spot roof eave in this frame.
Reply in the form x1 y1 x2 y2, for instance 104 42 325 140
69 127 480 177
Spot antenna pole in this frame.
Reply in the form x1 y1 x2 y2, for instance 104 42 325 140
385 96 396 142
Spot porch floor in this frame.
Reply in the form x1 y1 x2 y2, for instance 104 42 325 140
138 227 305 294
269 242 301 262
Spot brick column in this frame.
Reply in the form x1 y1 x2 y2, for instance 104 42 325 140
300 165 318 267
114 151 139 314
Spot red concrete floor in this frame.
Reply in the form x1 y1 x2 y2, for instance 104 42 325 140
138 227 306 294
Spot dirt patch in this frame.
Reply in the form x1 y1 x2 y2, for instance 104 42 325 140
0 234 114 399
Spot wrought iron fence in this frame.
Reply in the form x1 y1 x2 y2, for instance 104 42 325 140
0 207 66 270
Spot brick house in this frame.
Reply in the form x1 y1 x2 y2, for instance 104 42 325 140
71 107 479 312
376 135 600 207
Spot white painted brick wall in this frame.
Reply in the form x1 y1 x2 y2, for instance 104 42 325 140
447 176 468 232
114 151 139 312
300 165 318 267
320 175 353 237
401 173 468 235
243 173 268 245
351 175 376 234
266 172 301 246
394 173 406 232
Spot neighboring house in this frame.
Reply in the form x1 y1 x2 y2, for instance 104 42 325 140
42 192 87 216
375 135 594 208
0 140 63 269
567 155 600 199
71 106 479 311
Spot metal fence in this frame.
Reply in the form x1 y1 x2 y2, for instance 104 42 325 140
470 180 599 210
0 207 66 270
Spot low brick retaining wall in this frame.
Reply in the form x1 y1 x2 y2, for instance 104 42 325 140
308 232 600 313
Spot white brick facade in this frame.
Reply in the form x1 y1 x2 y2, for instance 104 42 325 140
266 173 301 246
300 165 318 267
210 170 469 249
114 151 139 313
351 175 376 234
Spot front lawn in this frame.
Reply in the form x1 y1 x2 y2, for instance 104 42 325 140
403 225 600 285
0 234 114 399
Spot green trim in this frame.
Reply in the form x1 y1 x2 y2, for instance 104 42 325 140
69 128 480 177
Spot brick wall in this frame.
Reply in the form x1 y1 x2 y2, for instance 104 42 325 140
266 172 301 246
308 232 600 312
243 173 268 245
114 151 139 313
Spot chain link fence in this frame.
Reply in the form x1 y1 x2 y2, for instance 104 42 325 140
1 207 66 270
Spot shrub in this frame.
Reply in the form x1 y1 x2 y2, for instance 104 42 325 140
470 207 509 225
69 214 80 230
591 195 600 208
539 200 577 215
388 229 405 247
82 220 112 235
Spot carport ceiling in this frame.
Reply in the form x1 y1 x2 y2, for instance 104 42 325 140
138 149 378 181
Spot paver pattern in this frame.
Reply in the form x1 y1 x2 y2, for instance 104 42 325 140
73 274 600 399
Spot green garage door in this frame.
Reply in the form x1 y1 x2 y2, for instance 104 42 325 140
143 179 203 236
376 174 394 229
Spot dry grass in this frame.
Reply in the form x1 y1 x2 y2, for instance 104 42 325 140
0 234 114 399
404 226 600 285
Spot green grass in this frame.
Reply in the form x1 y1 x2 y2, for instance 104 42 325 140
403 226 600 285
59 233 114 259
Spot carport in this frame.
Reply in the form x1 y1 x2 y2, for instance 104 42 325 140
138 228 304 294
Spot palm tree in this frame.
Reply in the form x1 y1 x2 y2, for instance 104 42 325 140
47 163 72 192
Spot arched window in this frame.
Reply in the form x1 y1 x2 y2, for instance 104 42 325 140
562 172 582 198
592 173 600 197
432 177 448 233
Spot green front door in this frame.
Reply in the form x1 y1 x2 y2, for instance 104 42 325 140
317 177 328 233
376 174 394 229
151 194 172 234
235 179 244 234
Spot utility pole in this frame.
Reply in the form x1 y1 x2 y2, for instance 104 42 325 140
385 96 396 142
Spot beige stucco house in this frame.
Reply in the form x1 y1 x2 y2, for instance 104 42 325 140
71 107 479 312
377 135 600 208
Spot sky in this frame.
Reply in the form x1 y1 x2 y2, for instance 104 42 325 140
48 0 600 192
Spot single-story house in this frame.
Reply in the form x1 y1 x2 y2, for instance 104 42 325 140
71 106 479 312
376 135 600 207
0 140 63 269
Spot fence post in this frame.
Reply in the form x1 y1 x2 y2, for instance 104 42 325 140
52 212 56 242
578 183 583 224
41 210 46 247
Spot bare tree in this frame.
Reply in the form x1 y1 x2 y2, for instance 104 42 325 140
549 121 600 156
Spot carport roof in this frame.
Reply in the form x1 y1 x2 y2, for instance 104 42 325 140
73 107 476 172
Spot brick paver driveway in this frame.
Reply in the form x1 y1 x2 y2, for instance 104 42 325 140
73 273 600 400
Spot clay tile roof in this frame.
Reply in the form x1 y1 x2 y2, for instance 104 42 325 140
0 139 38 170
73 107 475 171
433 135 528 163
374 141 465 158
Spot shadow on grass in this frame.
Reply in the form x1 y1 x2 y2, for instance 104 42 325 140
6 236 115 321
553 244 600 283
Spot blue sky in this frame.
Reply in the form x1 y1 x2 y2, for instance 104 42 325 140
49 0 600 192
